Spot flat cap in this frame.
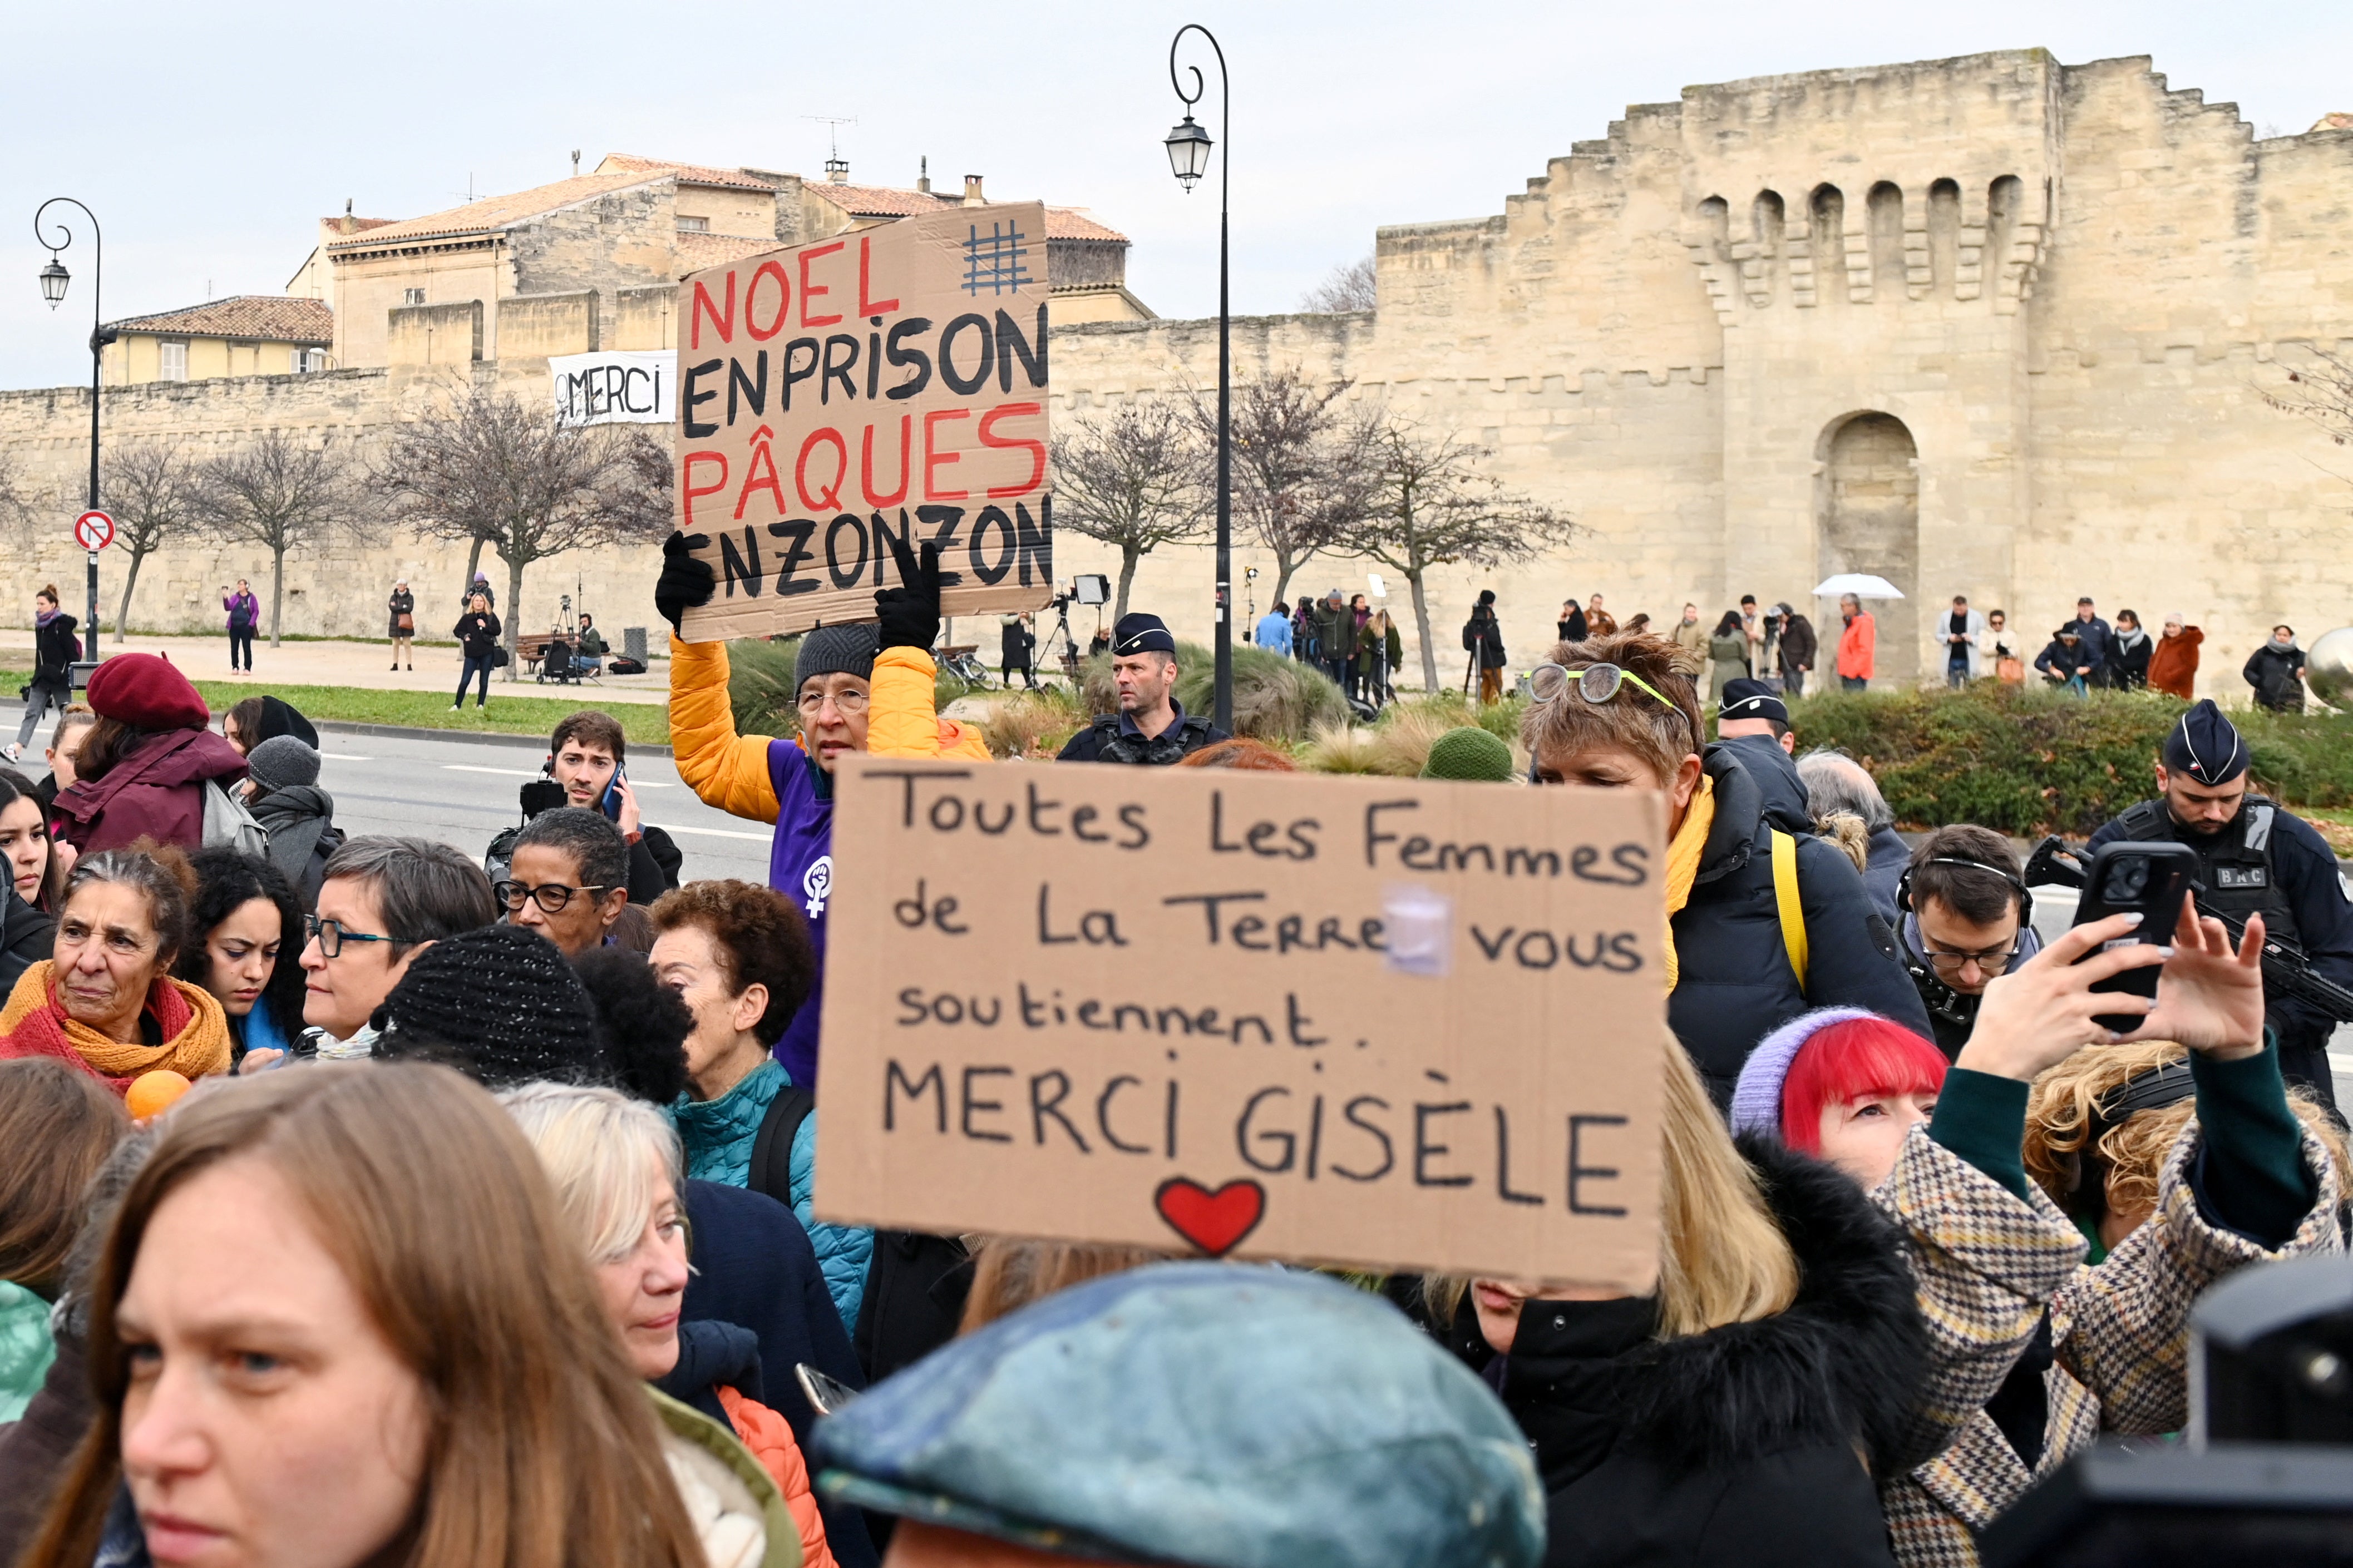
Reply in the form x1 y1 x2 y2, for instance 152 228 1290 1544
812 1263 1543 1568
2163 698 2247 785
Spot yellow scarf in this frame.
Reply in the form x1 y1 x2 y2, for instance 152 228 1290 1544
1661 775 1716 992
0 960 232 1089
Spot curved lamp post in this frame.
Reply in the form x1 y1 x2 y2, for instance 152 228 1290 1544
33 197 115 670
1165 24 1231 731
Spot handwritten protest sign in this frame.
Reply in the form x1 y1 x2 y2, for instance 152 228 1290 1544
815 758 1668 1290
673 203 1056 641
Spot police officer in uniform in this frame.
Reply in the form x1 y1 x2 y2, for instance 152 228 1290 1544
2088 699 2353 1106
1056 612 1231 765
1711 678 1812 833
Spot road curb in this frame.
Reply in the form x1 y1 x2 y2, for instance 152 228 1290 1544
307 718 674 756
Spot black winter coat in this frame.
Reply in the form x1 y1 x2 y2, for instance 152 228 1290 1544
1710 734 1811 835
0 886 55 996
1439 1139 1927 1568
31 612 78 684
1775 615 1817 676
1558 606 1589 645
1670 748 1931 1106
2106 631 2152 690
999 619 1034 668
853 1229 974 1386
1056 710 1230 765
454 610 501 660
2245 643 2306 711
1464 606 1508 670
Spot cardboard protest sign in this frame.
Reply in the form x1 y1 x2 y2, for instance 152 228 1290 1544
673 203 1056 641
815 758 1668 1290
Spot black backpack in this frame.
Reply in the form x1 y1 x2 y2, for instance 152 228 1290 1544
748 1083 817 1209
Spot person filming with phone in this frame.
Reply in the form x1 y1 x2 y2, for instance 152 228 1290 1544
2086 699 2353 1107
484 711 681 906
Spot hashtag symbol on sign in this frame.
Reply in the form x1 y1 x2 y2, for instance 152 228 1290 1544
962 222 1033 296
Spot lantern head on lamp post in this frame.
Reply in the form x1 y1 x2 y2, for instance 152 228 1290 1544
38 257 68 308
1163 115 1212 192
34 196 108 675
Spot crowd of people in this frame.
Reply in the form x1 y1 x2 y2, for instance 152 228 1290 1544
0 536 2347 1568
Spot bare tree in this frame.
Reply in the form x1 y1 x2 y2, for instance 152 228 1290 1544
378 393 670 675
199 429 362 647
100 444 203 644
1050 400 1207 621
0 449 46 551
1299 254 1378 313
1338 417 1580 692
2267 346 2353 453
1197 367 1379 608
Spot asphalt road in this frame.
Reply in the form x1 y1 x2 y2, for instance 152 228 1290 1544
4 710 772 885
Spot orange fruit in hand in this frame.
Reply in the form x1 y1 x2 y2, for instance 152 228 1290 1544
126 1069 193 1124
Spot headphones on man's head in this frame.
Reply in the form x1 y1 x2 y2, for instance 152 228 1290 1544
1896 857 2034 923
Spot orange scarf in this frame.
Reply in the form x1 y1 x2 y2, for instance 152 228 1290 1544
0 960 231 1092
1661 775 1716 992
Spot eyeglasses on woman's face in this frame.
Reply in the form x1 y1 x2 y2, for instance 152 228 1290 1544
303 914 396 959
492 879 608 915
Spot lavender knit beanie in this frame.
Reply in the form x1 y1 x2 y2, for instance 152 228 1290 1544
1726 1007 1882 1141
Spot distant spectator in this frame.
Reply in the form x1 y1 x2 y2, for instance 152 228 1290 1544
1669 602 1708 670
2148 612 2204 699
1836 593 1875 690
452 590 502 711
1797 747 1908 924
1558 598 1589 644
1980 609 2019 682
1624 612 1652 636
1941 595 1985 688
1314 588 1358 690
2035 625 2090 696
2071 596 2113 686
49 655 246 855
574 613 608 676
1706 611 1749 699
1583 592 1617 638
2245 624 2306 712
1253 598 1293 657
2107 608 2152 690
9 586 78 763
997 611 1037 687
1774 602 1817 697
387 578 415 670
1463 590 1507 705
1361 606 1401 708
220 576 259 671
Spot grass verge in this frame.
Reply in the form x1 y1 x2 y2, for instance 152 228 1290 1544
183 680 671 746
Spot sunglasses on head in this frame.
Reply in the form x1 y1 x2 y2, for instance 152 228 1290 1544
1527 662 1699 749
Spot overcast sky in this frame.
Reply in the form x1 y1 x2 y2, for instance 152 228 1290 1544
3 1 2347 390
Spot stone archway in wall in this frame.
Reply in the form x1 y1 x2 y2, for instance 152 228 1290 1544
1816 412 1919 685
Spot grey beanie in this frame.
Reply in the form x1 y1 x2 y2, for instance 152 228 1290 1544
795 624 879 689
246 734 321 793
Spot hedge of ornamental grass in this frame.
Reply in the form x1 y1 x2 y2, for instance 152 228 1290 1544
1784 681 2353 836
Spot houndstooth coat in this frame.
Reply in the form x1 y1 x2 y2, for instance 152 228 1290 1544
1871 1121 2344 1567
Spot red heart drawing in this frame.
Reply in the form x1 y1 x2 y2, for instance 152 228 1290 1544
1153 1178 1267 1258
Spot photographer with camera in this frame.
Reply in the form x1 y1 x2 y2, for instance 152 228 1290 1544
2086 699 2353 1107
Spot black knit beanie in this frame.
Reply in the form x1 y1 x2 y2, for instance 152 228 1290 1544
795 624 878 689
372 924 603 1087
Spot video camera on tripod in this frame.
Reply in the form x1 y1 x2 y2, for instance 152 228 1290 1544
1048 574 1112 680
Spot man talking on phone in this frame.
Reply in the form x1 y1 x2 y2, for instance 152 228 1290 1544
484 710 682 905
2089 699 2353 1105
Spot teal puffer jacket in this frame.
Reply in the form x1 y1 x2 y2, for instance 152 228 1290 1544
673 1058 871 1334
1 1279 55 1422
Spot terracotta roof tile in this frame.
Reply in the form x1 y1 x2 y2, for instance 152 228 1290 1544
673 232 784 276
1043 207 1126 243
325 172 662 250
317 216 396 233
600 154 778 192
106 295 333 344
809 182 956 219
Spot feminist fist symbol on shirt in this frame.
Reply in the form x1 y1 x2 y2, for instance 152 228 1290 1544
803 855 833 918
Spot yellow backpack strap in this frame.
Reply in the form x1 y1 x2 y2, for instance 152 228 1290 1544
1770 829 1808 992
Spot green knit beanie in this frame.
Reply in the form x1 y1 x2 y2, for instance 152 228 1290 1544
1419 726 1516 783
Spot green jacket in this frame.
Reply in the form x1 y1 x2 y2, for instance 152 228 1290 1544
648 1386 800 1568
0 1279 55 1422
1311 601 1358 661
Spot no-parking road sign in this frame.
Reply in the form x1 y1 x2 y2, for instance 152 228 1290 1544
73 510 115 551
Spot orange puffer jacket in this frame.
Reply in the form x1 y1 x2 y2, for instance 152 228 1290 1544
716 1386 835 1568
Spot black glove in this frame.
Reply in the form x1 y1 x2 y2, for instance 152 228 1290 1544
875 535 943 654
654 531 715 632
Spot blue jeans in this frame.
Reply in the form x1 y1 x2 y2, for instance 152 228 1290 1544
457 654 494 705
1947 659 1970 689
1842 675 1868 692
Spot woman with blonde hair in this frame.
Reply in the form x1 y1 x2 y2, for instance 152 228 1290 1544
1426 1031 1926 1567
21 1061 750 1568
1520 629 1928 1105
503 1080 839 1568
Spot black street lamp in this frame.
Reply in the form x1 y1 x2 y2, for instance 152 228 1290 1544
1165 24 1231 733
33 197 115 673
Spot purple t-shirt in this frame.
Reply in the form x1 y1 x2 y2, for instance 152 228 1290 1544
764 739 832 1086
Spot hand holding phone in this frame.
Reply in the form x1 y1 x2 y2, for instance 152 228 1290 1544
2069 843 2198 1034
601 768 641 842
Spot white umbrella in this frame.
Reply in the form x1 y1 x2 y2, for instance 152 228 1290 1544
1812 573 1906 600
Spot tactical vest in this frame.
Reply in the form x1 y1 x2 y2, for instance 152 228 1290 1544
1091 713 1219 766
2115 794 2300 944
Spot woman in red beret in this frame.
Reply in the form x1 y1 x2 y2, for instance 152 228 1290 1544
48 655 249 855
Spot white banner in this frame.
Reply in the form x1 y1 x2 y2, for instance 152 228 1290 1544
550 351 673 427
